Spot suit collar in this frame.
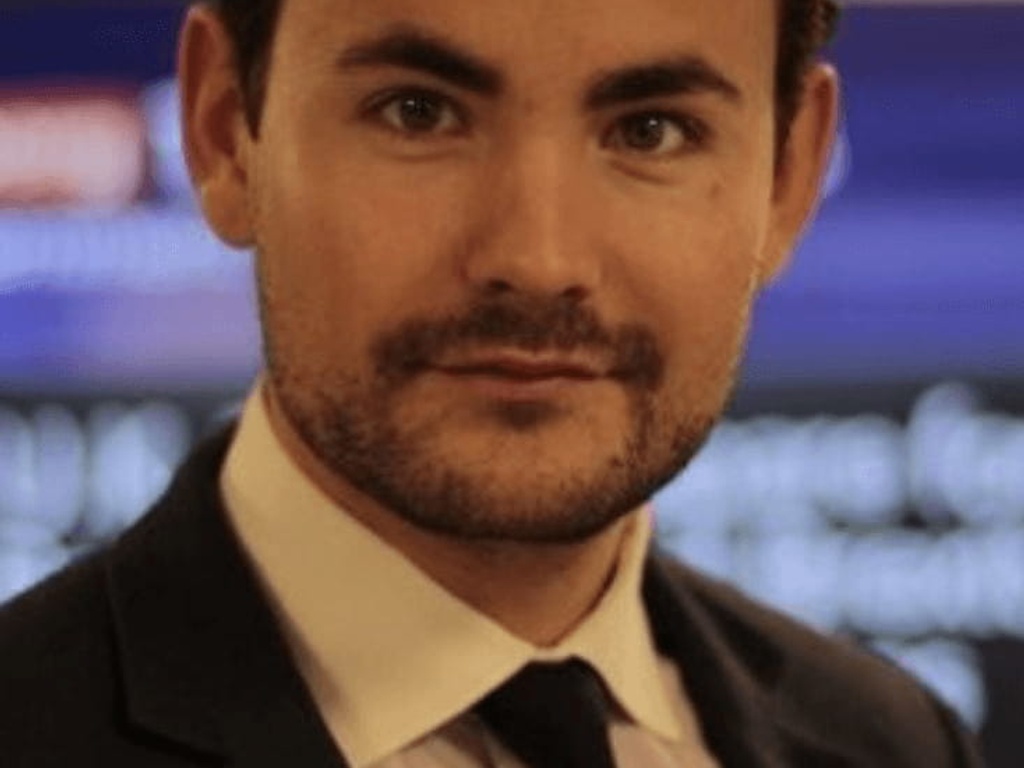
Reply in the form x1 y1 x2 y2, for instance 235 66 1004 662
105 424 853 767
105 425 347 767
643 556 858 768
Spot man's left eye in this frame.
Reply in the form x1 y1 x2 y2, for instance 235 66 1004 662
604 112 706 156
372 90 464 136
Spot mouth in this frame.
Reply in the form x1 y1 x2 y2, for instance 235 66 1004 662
434 351 604 380
430 351 606 399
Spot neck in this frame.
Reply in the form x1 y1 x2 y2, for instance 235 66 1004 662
264 386 635 647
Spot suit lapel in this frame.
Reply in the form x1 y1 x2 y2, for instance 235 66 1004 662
642 556 857 768
104 425 348 768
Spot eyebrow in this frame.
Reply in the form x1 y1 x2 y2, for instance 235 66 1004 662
584 57 743 110
335 26 503 97
334 27 742 111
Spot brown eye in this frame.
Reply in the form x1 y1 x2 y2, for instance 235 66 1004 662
606 112 706 156
621 115 672 151
375 90 463 135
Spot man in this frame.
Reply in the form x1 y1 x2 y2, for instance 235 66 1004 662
0 1 985 766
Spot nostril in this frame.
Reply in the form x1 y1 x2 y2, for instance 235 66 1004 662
560 285 588 303
483 278 516 296
479 280 589 302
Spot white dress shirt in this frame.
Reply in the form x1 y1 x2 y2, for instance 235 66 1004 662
220 380 720 768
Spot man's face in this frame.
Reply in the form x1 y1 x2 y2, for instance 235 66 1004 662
216 0 828 541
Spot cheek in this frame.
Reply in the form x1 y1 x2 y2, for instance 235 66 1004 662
607 182 768 402
618 184 766 333
251 148 483 382
253 144 470 351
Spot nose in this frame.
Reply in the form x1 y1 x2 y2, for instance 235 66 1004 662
459 137 602 301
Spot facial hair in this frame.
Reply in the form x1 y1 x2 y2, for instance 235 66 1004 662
262 289 717 544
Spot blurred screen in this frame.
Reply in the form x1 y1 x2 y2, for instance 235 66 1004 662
1 3 1022 764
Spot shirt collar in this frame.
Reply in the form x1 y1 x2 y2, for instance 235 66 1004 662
220 379 683 767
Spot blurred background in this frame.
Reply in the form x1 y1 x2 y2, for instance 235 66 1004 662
0 0 1021 762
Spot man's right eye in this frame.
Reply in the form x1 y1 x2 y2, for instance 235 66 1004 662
365 89 465 137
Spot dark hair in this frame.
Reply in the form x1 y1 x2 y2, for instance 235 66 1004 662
206 0 840 153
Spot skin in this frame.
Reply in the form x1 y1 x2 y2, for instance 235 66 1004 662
180 0 838 645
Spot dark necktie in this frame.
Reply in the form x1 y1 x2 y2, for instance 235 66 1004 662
474 659 617 768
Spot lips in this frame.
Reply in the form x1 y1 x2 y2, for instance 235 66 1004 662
433 352 604 381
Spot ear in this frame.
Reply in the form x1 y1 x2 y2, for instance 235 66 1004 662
178 4 256 248
759 63 840 285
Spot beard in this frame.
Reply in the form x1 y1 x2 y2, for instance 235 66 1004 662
263 291 719 544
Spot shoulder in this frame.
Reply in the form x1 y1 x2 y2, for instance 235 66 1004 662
652 553 983 766
0 549 124 757
0 550 111 675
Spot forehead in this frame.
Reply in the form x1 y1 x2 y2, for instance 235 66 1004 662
272 0 778 99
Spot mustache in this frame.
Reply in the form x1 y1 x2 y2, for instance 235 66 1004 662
372 297 665 390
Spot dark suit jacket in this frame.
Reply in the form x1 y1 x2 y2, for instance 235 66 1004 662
0 426 984 767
